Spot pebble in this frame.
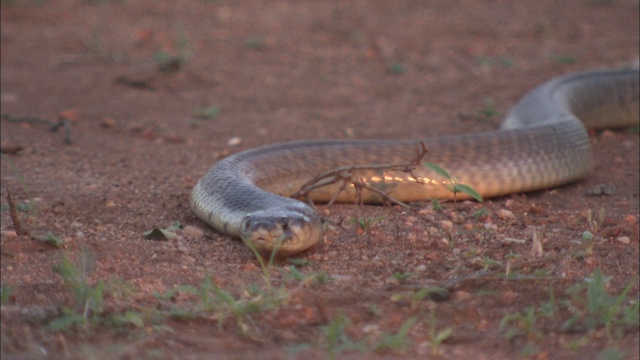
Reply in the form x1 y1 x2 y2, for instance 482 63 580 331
484 223 498 231
496 209 515 220
227 137 241 146
414 264 427 272
404 216 418 226
455 291 472 300
586 184 616 196
439 220 453 231
616 236 630 245
1 230 18 239
182 225 204 239
100 117 117 128
419 208 435 216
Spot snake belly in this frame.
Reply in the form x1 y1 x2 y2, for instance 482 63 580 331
190 68 639 256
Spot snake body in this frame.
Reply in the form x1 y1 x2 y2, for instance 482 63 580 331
190 69 639 255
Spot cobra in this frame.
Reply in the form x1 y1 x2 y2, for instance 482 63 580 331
190 68 639 256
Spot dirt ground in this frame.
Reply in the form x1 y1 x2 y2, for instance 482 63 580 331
1 1 639 359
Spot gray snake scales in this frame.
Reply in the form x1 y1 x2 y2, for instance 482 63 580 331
190 68 639 256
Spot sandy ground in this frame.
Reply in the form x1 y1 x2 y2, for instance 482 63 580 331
1 1 639 359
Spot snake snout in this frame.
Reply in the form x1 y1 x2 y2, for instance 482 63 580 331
240 206 323 256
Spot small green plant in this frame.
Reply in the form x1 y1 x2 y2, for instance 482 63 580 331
477 56 514 68
423 162 483 202
244 235 280 283
48 252 154 331
143 221 182 241
1 283 15 304
319 313 366 359
244 37 265 50
388 63 406 74
350 215 385 233
157 275 275 335
33 232 64 248
411 287 450 307
472 208 487 218
49 252 106 331
390 272 412 282
457 98 500 124
2 154 37 219
481 257 502 271
500 306 545 341
554 55 577 64
426 304 452 355
477 99 498 121
596 348 627 360
154 28 192 73
564 269 638 338
193 105 220 120
500 268 638 352
373 317 417 353
431 198 442 212
521 343 541 357
585 208 605 235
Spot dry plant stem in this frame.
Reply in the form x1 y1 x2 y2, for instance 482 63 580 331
6 188 29 236
291 142 429 210
387 250 581 302
1 113 73 144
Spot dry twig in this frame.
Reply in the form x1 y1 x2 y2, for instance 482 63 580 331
1 113 73 144
291 142 429 210
6 188 29 236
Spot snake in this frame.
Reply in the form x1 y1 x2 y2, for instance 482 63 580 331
190 68 639 256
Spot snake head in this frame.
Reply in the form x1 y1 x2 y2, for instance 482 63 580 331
240 205 323 256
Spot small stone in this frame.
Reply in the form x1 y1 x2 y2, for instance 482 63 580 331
1 230 18 239
418 207 435 215
182 225 204 239
414 264 427 272
496 209 515 220
616 236 630 245
439 220 453 231
100 117 117 128
529 205 545 214
484 223 498 231
586 184 616 196
502 290 518 303
227 137 241 146
404 216 418 226
455 291 472 300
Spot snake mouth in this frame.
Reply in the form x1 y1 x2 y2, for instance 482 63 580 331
240 207 323 256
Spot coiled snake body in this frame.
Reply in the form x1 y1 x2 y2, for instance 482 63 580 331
191 69 639 255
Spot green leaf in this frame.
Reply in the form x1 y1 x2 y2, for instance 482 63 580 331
434 327 452 344
194 106 220 119
423 162 452 179
390 272 412 281
144 221 182 241
453 183 483 202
